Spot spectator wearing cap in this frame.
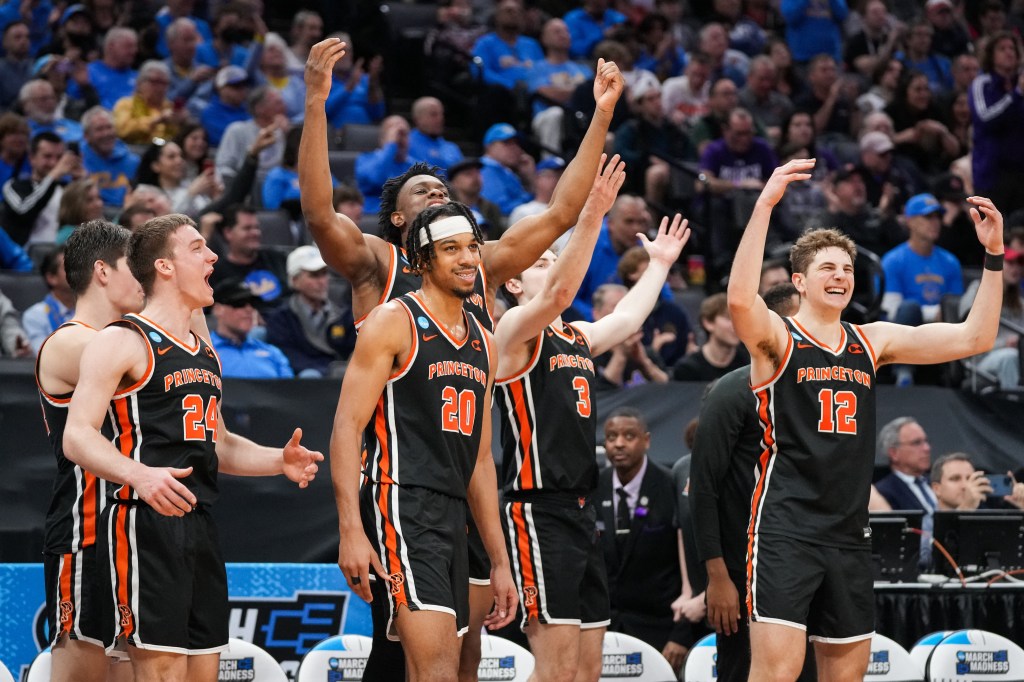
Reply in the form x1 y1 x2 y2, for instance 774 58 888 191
196 65 252 147
472 0 545 90
80 106 139 208
354 115 421 215
613 78 695 206
31 52 99 124
970 31 1024 216
87 28 139 110
563 0 627 60
925 0 970 59
0 21 32 110
528 18 592 155
780 0 847 65
882 193 964 384
207 204 289 306
113 60 185 145
323 32 385 129
0 0 52 56
479 122 534 216
447 157 504 238
255 32 306 123
154 0 214 59
958 247 1024 390
812 165 902 259
20 79 82 145
508 156 565 234
215 86 286 194
0 113 30 189
164 18 217 105
210 279 294 379
407 97 463 170
265 246 355 378
932 172 981 268
856 130 918 215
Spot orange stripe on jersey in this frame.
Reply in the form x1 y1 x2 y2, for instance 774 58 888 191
114 505 135 639
58 554 73 634
511 503 540 622
377 484 408 607
113 398 135 500
508 382 535 490
373 398 394 483
496 335 542 384
745 386 777 615
81 472 97 546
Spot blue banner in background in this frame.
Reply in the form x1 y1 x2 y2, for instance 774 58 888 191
0 563 372 681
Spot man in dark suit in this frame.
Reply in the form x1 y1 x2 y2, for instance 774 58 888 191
874 416 937 514
598 407 690 675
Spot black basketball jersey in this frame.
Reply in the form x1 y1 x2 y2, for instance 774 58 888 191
363 292 492 499
496 322 598 497
747 317 877 549
36 321 109 554
105 314 223 507
356 242 493 332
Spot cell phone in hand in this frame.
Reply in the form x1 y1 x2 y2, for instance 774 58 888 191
987 473 1014 498
67 141 79 155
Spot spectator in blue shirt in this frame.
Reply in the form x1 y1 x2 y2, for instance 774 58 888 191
0 21 32 110
881 193 965 385
529 18 592 154
87 28 139 110
471 0 545 90
780 0 848 65
196 3 256 69
263 125 338 212
0 226 33 271
635 13 688 81
255 33 306 123
563 0 628 60
80 106 139 208
0 0 52 56
154 0 213 59
894 21 953 95
198 66 253 146
324 32 385 128
407 96 463 171
575 195 650 320
21 79 82 145
164 17 218 105
22 246 75 353
479 122 533 216
209 279 294 379
355 115 421 215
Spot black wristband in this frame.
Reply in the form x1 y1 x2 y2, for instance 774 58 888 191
985 252 1005 271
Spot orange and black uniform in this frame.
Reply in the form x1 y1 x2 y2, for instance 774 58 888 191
746 318 877 641
38 321 115 650
360 292 492 638
101 313 229 655
496 322 610 629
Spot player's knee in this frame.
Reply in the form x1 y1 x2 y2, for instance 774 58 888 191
535 658 579 682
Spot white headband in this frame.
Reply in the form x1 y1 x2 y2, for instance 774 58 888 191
419 214 473 246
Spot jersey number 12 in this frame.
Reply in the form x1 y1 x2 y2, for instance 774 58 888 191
817 389 857 434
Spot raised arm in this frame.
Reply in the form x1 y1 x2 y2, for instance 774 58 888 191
578 214 691 355
727 159 814 383
863 195 1005 365
495 154 625 357
481 59 625 286
330 303 407 602
300 38 385 286
64 326 197 517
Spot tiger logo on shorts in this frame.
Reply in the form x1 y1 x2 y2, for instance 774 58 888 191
118 604 134 629
523 586 538 606
59 600 73 624
389 573 404 595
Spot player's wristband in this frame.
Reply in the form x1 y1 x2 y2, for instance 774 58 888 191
984 252 1005 271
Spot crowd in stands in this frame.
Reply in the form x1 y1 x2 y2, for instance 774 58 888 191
0 0 1023 393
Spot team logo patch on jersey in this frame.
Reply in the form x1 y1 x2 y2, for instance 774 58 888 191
848 344 864 354
389 573 405 595
118 604 133 629
523 586 538 606
59 600 73 624
148 331 163 343
417 316 429 329
471 339 482 351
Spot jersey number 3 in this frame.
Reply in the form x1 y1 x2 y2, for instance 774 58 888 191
572 377 591 418
183 394 219 441
817 389 857 434
441 386 476 436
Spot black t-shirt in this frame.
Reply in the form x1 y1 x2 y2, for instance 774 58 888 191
672 346 749 382
208 249 289 305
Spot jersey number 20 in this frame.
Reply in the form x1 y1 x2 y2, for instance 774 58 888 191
817 389 857 434
441 387 476 436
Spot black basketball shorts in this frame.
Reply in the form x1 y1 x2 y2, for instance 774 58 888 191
44 544 114 650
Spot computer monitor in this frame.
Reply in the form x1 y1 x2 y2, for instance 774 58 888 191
869 511 925 583
931 510 1024 576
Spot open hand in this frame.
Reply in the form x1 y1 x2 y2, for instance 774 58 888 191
282 427 324 488
758 159 815 208
638 213 690 267
305 38 347 102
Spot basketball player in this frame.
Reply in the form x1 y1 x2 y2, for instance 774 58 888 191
331 203 517 682
63 214 323 682
496 152 690 682
37 221 143 682
301 37 622 679
727 159 1005 682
